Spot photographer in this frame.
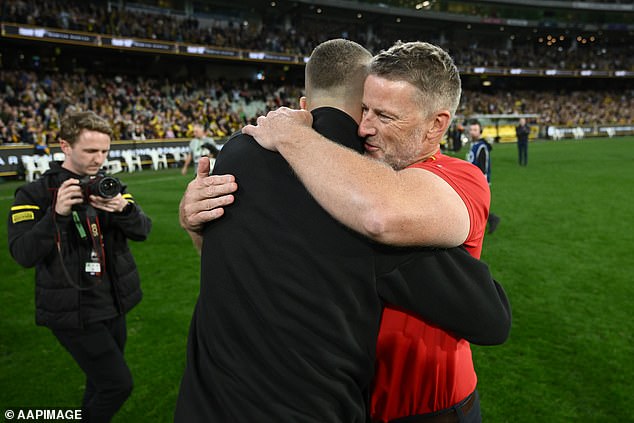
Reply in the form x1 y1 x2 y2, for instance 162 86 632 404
8 111 152 422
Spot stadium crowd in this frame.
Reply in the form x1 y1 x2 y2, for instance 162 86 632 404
1 68 632 146
2 0 632 71
0 69 301 144
2 0 632 145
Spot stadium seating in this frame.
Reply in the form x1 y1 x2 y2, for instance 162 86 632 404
149 149 169 171
20 155 47 182
101 159 123 175
0 0 631 151
120 151 143 173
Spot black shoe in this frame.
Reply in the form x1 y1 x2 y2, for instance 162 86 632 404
488 214 501 234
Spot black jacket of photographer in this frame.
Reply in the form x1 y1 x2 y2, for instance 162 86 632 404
8 162 152 329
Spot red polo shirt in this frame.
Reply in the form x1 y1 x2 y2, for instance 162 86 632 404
371 151 490 421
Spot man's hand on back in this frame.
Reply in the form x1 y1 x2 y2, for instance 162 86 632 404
179 157 237 234
242 107 313 152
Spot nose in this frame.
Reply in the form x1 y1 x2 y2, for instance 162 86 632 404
358 115 376 137
96 152 108 164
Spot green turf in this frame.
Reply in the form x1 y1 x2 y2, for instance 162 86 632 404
1 137 633 421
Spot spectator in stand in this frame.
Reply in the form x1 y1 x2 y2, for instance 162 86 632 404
131 123 146 141
33 133 50 156
0 69 632 142
0 120 10 144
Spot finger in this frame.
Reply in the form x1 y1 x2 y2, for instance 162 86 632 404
58 180 79 195
187 193 234 216
60 178 79 188
196 207 225 222
242 125 255 136
197 157 210 177
275 106 292 115
204 174 236 185
207 182 237 197
209 194 234 209
183 203 226 229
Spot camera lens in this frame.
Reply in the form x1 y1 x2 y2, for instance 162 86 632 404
97 176 122 198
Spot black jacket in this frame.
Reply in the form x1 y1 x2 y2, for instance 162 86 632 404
8 162 151 329
175 107 510 423
516 124 530 143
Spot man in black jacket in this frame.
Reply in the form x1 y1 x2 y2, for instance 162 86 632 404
467 119 501 234
176 39 509 422
8 111 152 422
516 117 530 166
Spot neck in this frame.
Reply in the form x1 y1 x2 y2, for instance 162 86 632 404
308 98 361 124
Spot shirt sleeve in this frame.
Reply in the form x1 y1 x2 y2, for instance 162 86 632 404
411 155 490 257
8 185 59 268
374 245 511 345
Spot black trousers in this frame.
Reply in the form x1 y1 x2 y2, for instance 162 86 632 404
52 315 132 423
518 141 528 166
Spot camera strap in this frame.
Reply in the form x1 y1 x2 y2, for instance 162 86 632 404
83 205 106 278
53 189 105 291
72 211 87 239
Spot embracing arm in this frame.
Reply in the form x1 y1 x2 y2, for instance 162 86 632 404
375 245 512 345
242 108 469 247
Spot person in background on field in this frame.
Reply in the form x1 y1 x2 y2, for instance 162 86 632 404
181 123 220 175
7 111 152 422
516 117 530 166
467 119 500 235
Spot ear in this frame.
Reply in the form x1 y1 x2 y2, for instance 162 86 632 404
428 110 452 142
59 139 72 156
299 96 307 110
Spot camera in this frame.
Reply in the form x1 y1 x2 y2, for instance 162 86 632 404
79 174 122 199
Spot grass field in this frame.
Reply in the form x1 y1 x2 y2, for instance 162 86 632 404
1 137 633 422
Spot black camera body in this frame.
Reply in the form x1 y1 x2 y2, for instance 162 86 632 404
79 174 122 199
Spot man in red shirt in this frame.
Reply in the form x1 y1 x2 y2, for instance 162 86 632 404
243 41 500 422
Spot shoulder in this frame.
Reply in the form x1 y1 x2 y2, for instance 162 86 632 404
222 131 257 151
215 132 274 170
411 154 486 186
14 178 50 204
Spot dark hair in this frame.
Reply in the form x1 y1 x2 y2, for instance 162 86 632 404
468 119 482 132
60 111 112 145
